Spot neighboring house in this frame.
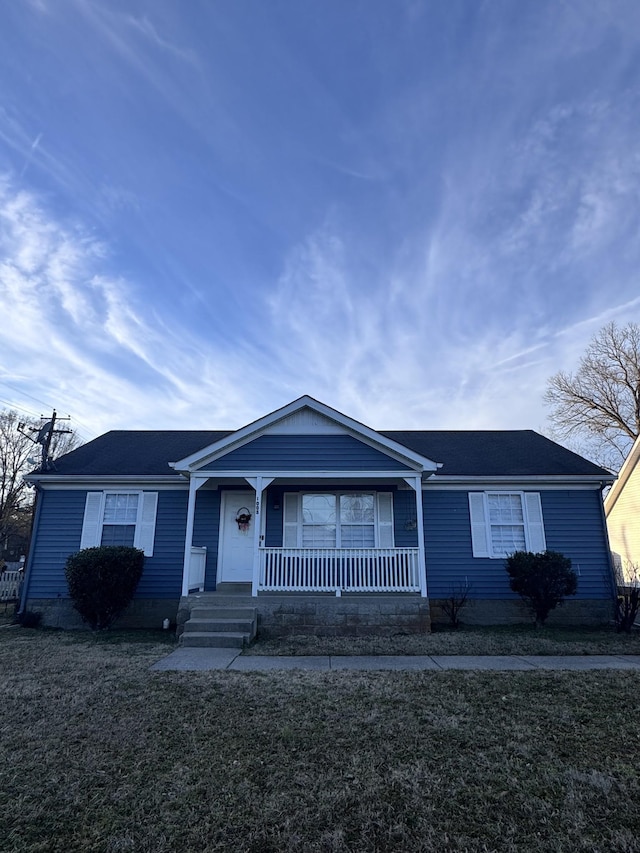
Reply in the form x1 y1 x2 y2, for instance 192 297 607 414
604 435 640 580
22 396 615 636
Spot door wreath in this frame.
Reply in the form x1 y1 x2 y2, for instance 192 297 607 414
235 507 252 532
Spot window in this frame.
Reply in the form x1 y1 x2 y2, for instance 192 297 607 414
468 491 546 558
80 491 158 556
101 493 139 547
284 492 393 548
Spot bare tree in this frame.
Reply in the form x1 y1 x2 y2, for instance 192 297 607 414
544 322 640 471
0 410 80 559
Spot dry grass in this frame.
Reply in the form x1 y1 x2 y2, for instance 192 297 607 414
2 628 640 852
246 623 640 657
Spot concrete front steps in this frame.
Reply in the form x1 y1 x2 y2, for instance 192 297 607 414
181 604 258 648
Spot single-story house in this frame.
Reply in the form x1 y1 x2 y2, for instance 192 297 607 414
604 435 640 580
22 396 616 641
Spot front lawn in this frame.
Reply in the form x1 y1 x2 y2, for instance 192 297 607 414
246 623 640 656
2 629 640 852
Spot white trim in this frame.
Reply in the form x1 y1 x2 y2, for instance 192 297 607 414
25 476 186 488
252 476 264 597
80 492 105 550
178 470 418 480
407 475 428 598
171 396 439 473
376 492 394 548
604 434 640 515
427 475 613 487
523 492 546 553
426 479 608 491
181 477 200 596
134 492 158 556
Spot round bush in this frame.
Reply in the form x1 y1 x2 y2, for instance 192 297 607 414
64 546 145 630
505 550 577 626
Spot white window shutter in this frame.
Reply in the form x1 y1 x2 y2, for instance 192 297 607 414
468 493 490 557
283 493 299 547
524 493 546 553
80 492 104 549
376 492 395 547
134 492 158 557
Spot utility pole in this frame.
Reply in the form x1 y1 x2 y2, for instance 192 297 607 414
18 410 73 471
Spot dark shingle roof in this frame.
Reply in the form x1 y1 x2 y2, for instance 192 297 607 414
47 428 611 478
381 431 610 477
51 431 232 476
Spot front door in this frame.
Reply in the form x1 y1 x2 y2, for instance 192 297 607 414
218 491 255 583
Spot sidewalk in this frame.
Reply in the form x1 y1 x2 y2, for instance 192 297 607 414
151 649 640 672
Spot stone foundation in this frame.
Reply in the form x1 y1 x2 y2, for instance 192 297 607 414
429 597 613 627
27 593 613 633
24 598 180 630
178 592 432 638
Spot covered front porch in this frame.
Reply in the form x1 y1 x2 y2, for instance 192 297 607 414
181 472 428 598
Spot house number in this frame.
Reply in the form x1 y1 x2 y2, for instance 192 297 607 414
255 497 260 515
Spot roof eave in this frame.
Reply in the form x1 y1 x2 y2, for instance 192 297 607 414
603 434 640 515
429 474 615 487
25 474 185 487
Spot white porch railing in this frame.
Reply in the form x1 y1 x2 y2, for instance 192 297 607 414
188 546 207 592
260 548 420 594
0 570 23 602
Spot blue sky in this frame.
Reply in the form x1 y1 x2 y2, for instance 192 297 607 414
1 0 640 443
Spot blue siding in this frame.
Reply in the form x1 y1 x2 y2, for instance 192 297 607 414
27 489 188 601
423 489 611 599
193 488 222 589
265 487 284 548
540 490 611 599
26 490 87 598
28 484 610 606
136 491 187 599
393 489 420 548
201 435 412 472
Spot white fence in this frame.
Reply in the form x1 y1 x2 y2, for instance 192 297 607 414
188 546 207 592
260 548 420 594
0 570 23 603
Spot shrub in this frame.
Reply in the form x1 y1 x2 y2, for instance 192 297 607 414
64 546 145 630
613 561 640 634
17 610 42 629
505 550 577 627
439 579 473 629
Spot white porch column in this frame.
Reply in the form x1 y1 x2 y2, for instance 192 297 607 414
406 475 428 598
181 476 206 597
245 477 274 597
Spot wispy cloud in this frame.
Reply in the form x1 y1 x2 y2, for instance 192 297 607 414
0 180 269 433
125 14 198 65
3 2 640 445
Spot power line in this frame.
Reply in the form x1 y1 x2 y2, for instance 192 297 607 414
0 381 99 441
0 396 42 419
0 378 57 413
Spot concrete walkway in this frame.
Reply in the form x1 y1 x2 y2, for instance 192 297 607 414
151 649 640 672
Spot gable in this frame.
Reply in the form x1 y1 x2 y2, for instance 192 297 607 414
196 434 414 472
174 397 437 473
262 408 346 435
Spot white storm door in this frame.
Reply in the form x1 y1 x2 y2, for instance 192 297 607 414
218 491 255 583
